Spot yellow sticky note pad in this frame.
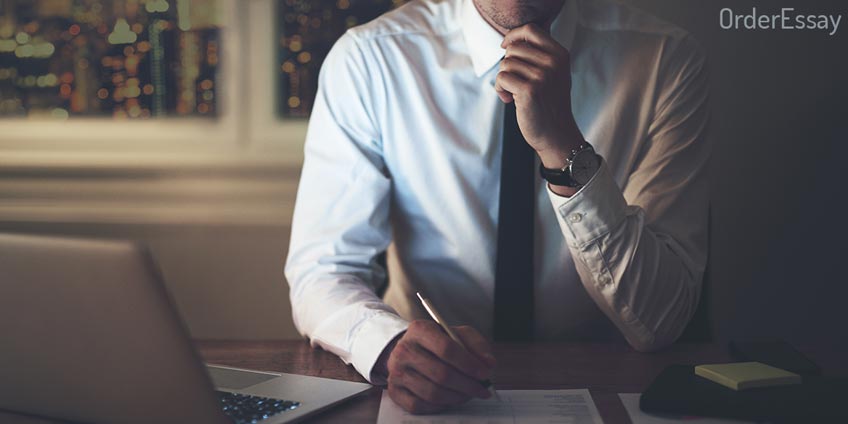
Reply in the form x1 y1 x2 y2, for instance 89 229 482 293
695 362 802 391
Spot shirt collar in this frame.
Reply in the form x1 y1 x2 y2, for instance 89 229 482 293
460 0 580 77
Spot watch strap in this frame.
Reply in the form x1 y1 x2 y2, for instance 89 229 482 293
538 141 595 187
539 161 579 187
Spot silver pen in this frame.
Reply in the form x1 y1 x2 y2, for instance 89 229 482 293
416 292 501 402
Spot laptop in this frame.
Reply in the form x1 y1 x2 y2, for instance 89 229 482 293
0 233 372 423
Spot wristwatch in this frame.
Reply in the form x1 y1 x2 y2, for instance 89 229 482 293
538 141 601 188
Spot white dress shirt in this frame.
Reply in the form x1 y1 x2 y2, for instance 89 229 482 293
285 0 711 384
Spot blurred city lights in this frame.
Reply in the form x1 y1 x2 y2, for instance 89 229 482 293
0 0 221 119
276 0 409 117
0 0 409 120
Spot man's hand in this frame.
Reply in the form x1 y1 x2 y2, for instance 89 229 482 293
376 320 496 414
495 23 585 171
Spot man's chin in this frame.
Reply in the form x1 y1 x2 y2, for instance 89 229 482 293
499 10 549 29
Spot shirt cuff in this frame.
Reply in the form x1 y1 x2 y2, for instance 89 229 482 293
351 311 409 385
546 158 628 247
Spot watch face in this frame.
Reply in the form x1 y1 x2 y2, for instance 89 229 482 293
570 151 600 185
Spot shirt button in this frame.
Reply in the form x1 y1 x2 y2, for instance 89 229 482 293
569 213 583 223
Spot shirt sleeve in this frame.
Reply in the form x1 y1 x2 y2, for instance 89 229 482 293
284 31 409 384
546 34 711 351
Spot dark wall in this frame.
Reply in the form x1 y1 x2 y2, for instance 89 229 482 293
627 0 848 345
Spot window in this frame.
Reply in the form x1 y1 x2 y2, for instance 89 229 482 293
1 0 411 122
275 0 409 118
0 0 410 152
0 0 223 120
0 0 413 227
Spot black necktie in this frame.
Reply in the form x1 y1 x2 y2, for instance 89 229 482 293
493 101 535 342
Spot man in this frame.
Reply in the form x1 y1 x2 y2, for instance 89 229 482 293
285 0 710 414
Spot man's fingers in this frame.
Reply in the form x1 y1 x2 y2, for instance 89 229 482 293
387 385 444 415
501 56 548 83
495 79 514 103
504 42 560 70
501 23 561 53
404 342 492 398
394 367 472 406
453 326 497 369
495 71 533 101
407 320 491 381
495 56 539 104
496 90 514 103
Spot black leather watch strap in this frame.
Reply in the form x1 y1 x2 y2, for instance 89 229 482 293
539 141 596 187
539 162 580 187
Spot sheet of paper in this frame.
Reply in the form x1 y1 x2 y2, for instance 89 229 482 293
618 393 753 424
378 389 603 424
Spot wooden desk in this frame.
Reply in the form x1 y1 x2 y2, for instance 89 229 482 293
197 341 848 424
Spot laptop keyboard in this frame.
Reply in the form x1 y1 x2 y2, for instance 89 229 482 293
216 390 300 424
